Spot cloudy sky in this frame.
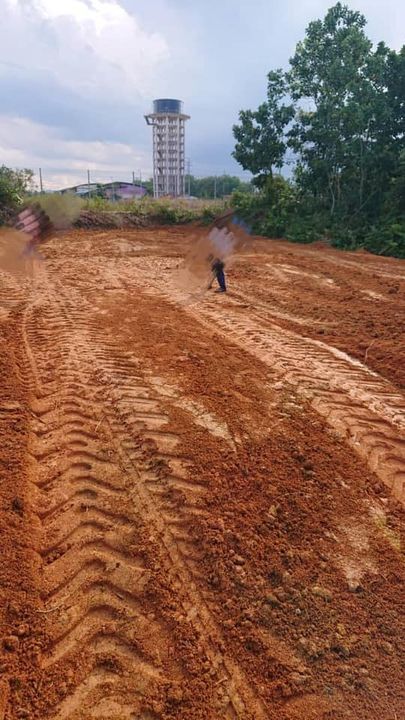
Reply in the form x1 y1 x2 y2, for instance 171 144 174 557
0 0 403 190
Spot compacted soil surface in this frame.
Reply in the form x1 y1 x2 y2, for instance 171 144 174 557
0 226 403 720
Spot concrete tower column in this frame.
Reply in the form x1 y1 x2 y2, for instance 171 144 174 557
145 99 190 198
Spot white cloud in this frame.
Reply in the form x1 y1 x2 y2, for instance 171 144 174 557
0 0 404 184
0 115 152 189
1 0 169 102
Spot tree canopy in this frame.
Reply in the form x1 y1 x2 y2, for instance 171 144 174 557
232 3 405 257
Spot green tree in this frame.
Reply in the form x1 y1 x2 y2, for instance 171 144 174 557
287 4 404 222
0 166 34 223
232 70 295 187
371 45 405 218
288 3 378 216
231 3 405 257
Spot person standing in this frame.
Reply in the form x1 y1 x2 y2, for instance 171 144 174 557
208 256 226 293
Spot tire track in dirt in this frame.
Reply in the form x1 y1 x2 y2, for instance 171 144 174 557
18 265 268 719
300 250 405 282
20 290 167 720
52 277 269 719
128 266 405 505
0 273 30 327
194 301 405 504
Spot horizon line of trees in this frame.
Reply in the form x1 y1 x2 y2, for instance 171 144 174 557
0 169 254 219
184 174 253 199
88 174 253 200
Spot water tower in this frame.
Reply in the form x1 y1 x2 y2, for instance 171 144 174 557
145 99 190 198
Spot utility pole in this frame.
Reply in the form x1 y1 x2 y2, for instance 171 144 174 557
139 169 142 186
39 168 44 194
87 169 91 198
214 176 217 200
132 171 135 187
186 158 191 197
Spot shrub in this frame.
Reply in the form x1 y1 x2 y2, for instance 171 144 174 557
0 166 34 223
285 217 322 244
80 197 227 227
232 177 298 237
363 221 405 258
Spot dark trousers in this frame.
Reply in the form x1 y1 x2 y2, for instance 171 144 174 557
216 269 226 291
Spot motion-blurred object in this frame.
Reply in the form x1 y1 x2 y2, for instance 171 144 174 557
175 209 251 301
0 203 51 277
0 229 34 277
205 209 252 263
14 194 83 249
0 195 82 278
209 208 251 236
15 203 54 253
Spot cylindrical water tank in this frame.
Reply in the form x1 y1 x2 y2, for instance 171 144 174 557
153 98 182 114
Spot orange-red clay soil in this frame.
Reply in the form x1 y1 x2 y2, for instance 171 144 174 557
0 226 404 720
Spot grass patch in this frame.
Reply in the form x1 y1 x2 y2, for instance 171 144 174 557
81 196 227 226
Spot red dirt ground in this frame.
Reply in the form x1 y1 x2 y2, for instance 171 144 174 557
0 226 404 720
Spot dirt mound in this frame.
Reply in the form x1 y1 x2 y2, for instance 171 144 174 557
75 210 147 229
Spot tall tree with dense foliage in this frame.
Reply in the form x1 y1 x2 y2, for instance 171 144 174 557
231 3 405 257
232 70 294 187
288 3 376 215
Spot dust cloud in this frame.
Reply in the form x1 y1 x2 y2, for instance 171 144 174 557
34 194 82 230
174 218 251 303
0 229 38 278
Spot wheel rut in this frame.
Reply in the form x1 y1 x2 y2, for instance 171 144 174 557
141 272 405 505
18 266 267 719
2 230 404 720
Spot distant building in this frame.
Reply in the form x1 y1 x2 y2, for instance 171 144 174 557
145 98 190 198
59 183 98 197
58 181 148 200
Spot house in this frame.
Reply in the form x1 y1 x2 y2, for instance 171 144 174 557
58 181 148 201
